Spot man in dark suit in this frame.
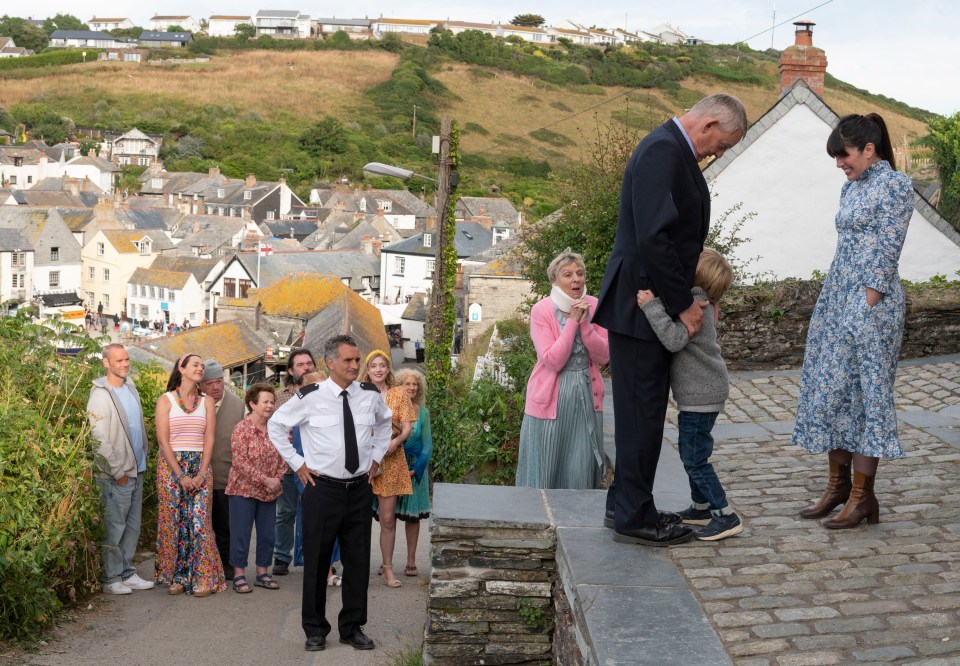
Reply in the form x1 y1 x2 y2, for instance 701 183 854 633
593 94 747 546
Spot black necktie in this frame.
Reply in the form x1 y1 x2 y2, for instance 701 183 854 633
340 390 359 474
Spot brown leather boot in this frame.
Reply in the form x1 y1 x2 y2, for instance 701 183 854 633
824 471 879 529
799 460 851 519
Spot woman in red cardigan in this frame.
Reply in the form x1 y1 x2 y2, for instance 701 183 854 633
515 248 610 489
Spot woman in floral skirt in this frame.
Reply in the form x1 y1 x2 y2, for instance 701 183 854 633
154 353 225 596
360 350 414 588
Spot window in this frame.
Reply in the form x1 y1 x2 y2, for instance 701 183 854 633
139 284 146 297
139 240 151 255
88 267 96 280
27 176 33 184
426 259 435 279
50 247 59 262
239 279 253 298
266 210 275 220
87 291 94 304
13 157 22 167
119 157 130 166
103 294 110 309
217 188 225 198
138 157 150 166
149 286 155 299
244 190 252 200
96 242 105 256
168 290 175 301
12 253 25 268
151 178 163 189
139 305 149 319
49 271 60 288
159 288 165 300
376 199 392 213
8 176 16 185
11 274 23 288
103 268 110 282
394 256 405 276
423 232 432 248
224 277 236 297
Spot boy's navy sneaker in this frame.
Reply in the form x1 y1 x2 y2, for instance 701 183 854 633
695 513 743 541
678 505 713 526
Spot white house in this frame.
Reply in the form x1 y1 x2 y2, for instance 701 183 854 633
88 17 136 31
255 10 311 39
373 18 437 36
49 30 136 49
650 23 688 45
80 229 170 317
496 24 549 43
439 21 497 37
148 15 201 32
0 148 65 189
0 230 34 306
207 15 252 37
0 208 82 306
314 18 372 39
0 36 35 58
547 27 593 46
63 154 121 194
107 128 162 166
703 81 960 283
127 266 205 326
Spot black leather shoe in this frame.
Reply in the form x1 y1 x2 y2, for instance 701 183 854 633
304 636 326 651
605 510 680 529
340 629 375 650
612 523 694 546
272 559 289 576
658 510 682 525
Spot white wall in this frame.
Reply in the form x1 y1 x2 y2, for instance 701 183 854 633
380 252 433 303
127 276 204 324
708 104 960 283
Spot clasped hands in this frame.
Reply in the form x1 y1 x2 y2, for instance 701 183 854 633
566 299 590 323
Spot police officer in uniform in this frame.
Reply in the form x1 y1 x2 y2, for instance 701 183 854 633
268 334 391 652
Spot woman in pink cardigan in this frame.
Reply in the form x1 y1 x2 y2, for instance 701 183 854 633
515 249 610 489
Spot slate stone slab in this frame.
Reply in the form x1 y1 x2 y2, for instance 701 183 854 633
897 410 960 428
711 422 771 441
761 419 797 435
578 585 732 665
927 426 960 449
543 489 607 528
432 483 548 527
556 526 687 589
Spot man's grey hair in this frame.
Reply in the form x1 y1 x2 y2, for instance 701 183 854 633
689 94 748 134
102 343 125 359
547 247 586 284
323 334 358 361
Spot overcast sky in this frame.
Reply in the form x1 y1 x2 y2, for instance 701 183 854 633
20 0 957 116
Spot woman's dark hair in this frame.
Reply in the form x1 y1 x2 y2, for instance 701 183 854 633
244 382 276 411
165 353 200 392
826 113 896 171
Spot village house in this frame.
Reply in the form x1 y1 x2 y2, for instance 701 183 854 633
254 10 311 39
63 153 121 193
314 18 373 39
455 195 522 230
703 21 960 282
138 31 193 48
207 15 252 37
49 30 136 49
0 35 35 58
106 128 163 167
148 15 201 32
373 18 438 36
547 26 593 46
439 21 497 37
461 233 533 347
80 228 173 317
496 24 549 43
0 229 34 308
126 266 204 327
0 208 82 311
149 255 224 314
171 214 261 258
87 17 136 31
97 48 147 62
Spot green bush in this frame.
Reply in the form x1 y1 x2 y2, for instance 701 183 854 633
0 49 101 70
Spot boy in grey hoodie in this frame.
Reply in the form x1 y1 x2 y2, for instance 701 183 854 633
637 248 743 541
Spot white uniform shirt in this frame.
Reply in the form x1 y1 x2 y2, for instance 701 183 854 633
268 378 392 479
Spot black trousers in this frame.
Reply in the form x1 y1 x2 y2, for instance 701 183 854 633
211 488 231 573
605 331 672 531
301 475 372 639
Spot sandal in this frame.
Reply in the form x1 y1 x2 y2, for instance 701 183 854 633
168 583 185 596
404 565 418 577
254 574 280 590
233 576 252 594
193 587 213 598
379 565 401 588
327 573 342 587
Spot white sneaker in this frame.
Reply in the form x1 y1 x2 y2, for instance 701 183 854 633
103 581 132 595
122 573 155 590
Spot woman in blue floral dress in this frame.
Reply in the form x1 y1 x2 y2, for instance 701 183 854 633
792 113 914 529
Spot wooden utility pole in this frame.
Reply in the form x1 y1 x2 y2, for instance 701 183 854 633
426 118 457 360
412 105 418 139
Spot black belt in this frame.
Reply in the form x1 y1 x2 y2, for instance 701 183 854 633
314 473 368 488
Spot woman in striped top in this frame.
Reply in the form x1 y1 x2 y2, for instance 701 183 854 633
154 353 226 597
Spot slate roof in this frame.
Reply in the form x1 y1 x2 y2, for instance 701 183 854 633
18 191 100 208
129 267 191 290
0 189 27 204
139 31 193 41
0 147 45 165
317 18 371 27
67 155 121 172
41 292 83 307
455 196 519 227
381 222 493 258
401 294 428 322
218 249 380 291
466 234 524 276
256 10 305 18
130 319 267 369
50 30 125 40
0 228 32 251
149 256 221 283
55 208 96 232
262 219 318 239
0 208 54 244
30 177 106 194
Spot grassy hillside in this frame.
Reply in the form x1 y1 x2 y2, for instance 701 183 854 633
0 37 935 216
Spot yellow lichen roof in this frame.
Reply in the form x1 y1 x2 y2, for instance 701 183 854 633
257 273 350 318
144 320 265 367
129 267 191 290
101 230 149 253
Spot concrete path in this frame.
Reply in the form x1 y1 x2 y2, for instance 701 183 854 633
14 521 429 666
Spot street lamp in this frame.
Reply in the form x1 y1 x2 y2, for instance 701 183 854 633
362 161 438 183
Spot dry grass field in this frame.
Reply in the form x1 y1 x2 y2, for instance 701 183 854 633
0 50 399 123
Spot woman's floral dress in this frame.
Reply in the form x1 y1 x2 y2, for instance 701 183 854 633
792 160 914 458
371 386 415 497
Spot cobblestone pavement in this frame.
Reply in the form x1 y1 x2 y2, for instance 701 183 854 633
662 356 960 665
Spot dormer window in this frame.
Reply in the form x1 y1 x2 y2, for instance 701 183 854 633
376 199 392 213
13 157 23 167
217 188 225 198
152 178 163 188
244 190 252 200
423 233 432 248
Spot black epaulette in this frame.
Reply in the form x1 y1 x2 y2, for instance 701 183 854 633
359 382 380 392
295 383 320 399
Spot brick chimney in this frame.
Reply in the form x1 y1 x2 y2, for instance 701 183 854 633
208 166 220 177
246 173 257 188
779 20 827 97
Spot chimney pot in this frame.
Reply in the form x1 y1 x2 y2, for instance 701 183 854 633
209 166 220 177
246 173 256 188
778 20 827 98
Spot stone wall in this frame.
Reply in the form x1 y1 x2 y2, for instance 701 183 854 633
464 275 534 348
718 280 960 370
426 484 555 665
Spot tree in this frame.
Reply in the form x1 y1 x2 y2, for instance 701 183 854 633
510 14 546 28
166 25 185 32
42 13 87 36
298 117 349 157
234 23 255 40
0 15 49 52
10 102 73 144
922 112 960 224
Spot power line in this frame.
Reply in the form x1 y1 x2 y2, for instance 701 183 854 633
469 0 834 157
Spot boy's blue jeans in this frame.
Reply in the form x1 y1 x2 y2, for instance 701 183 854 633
677 411 728 513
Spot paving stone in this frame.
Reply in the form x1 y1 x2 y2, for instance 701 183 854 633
774 607 840 621
751 622 811 638
727 639 791 657
887 613 954 629
813 616 884 633
739 595 803 610
775 653 843 666
713 610 774 628
913 594 960 611
852 646 917 661
839 600 911 616
793 634 859 650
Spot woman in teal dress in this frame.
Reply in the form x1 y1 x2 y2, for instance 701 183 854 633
792 113 914 529
394 368 431 577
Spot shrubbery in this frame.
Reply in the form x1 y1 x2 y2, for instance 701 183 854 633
0 49 102 70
